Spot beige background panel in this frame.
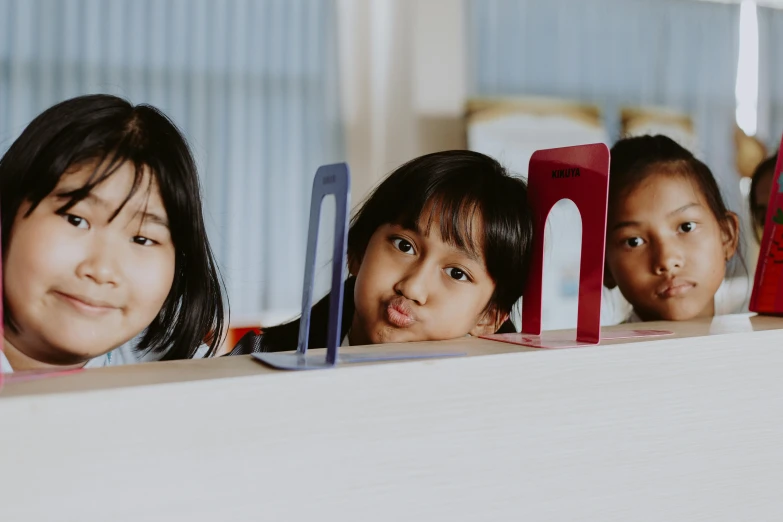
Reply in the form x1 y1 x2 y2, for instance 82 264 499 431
1 316 783 520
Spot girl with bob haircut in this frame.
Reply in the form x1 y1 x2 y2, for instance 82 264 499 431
0 94 226 372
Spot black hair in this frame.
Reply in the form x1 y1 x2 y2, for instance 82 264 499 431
749 153 778 242
609 135 736 237
236 150 531 354
0 94 226 359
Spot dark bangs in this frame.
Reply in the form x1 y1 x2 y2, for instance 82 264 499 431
393 173 487 261
348 150 532 315
0 94 226 359
609 135 733 236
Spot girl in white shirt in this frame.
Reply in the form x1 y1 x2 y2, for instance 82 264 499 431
0 94 225 373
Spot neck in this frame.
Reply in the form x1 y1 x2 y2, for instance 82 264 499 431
2 334 87 372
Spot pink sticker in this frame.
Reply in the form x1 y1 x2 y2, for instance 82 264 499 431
3 368 84 384
481 329 673 349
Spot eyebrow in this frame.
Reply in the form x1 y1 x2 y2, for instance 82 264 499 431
55 189 170 228
667 202 701 217
409 223 484 265
446 242 482 264
611 202 702 231
138 210 170 228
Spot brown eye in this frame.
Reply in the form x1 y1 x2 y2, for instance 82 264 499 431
392 238 415 255
445 267 469 281
625 237 644 248
132 236 157 246
678 222 696 233
63 214 89 229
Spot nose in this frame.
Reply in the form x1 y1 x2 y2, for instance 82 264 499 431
75 236 121 286
392 261 431 305
652 239 684 275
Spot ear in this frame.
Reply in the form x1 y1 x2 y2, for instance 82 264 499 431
347 252 362 277
469 307 509 337
722 212 740 261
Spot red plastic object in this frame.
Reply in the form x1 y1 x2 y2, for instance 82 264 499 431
521 143 610 344
480 143 673 349
751 133 783 314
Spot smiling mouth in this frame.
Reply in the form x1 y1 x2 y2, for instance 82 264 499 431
385 298 416 328
54 291 119 315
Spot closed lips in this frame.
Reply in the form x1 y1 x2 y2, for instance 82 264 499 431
55 291 119 311
385 297 415 327
656 279 695 298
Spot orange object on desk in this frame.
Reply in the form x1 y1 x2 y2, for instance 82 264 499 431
223 326 261 353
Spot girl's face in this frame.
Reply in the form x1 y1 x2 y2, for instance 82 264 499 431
3 161 176 367
605 173 739 321
348 211 504 345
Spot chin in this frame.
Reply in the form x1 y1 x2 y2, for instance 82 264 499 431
369 327 416 345
658 306 703 322
43 335 116 361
